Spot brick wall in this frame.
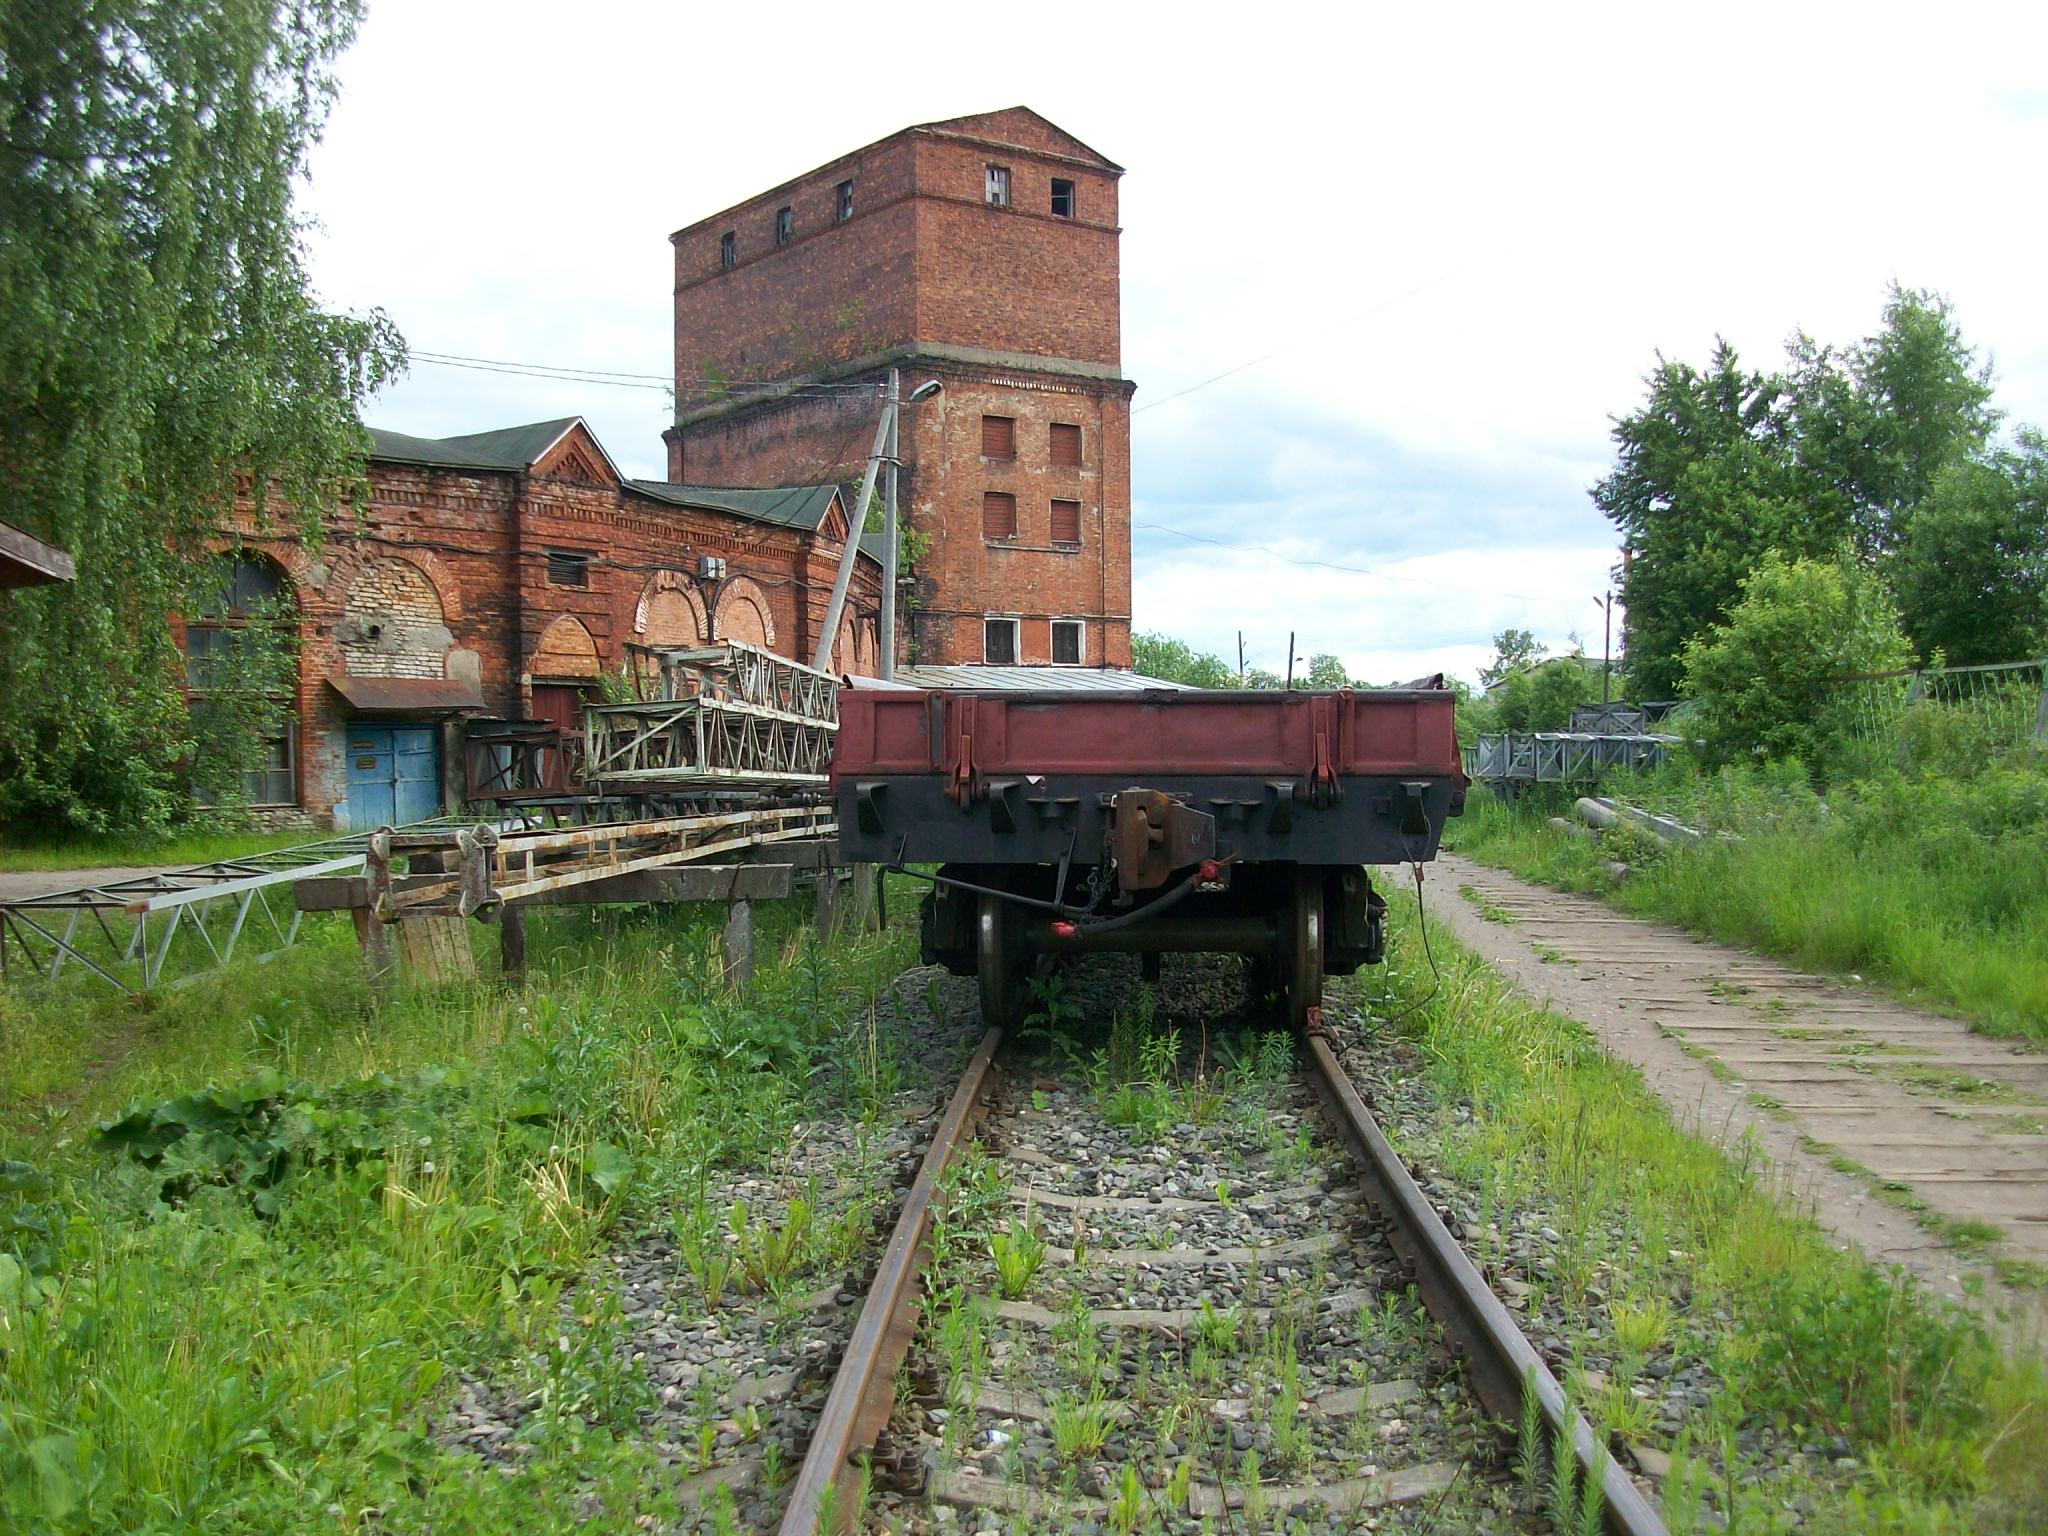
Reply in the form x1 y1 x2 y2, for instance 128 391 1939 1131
221 432 878 825
667 109 1134 675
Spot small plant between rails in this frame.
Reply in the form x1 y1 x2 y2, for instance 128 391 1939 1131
776 960 1662 1535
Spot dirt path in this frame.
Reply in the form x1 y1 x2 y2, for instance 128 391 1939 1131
1433 853 2048 1347
0 867 184 902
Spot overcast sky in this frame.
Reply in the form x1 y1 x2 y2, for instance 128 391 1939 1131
301 2 2048 685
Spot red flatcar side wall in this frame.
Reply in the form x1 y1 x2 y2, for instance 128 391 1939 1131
831 689 1461 782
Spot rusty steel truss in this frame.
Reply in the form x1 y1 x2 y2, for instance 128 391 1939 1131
582 642 840 793
372 805 837 918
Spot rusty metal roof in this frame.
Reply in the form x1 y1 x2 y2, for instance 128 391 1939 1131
326 675 484 714
879 665 1191 692
0 519 74 588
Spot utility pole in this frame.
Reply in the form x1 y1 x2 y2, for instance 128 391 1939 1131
879 368 900 679
813 372 938 676
1237 630 1245 685
1284 631 1296 690
1598 590 1614 703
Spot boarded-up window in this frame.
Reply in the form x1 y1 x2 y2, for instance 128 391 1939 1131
981 415 1016 459
1050 422 1082 467
982 492 1017 539
1050 499 1081 544
1051 620 1084 666
547 549 591 588
984 617 1019 665
718 232 735 270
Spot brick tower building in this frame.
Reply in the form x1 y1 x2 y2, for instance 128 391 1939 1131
665 108 1134 670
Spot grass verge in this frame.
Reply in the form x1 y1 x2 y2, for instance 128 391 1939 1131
0 897 919 1534
1346 887 2047 1534
1445 759 2048 1046
0 828 320 873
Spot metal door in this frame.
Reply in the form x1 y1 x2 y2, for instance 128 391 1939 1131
344 724 441 830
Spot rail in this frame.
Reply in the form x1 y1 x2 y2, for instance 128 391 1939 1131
778 1023 1666 1536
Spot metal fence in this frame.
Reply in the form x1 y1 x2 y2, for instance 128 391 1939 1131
1829 658 2048 759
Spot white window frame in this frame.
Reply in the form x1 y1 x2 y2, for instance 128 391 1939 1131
985 165 1011 207
983 615 1021 665
1050 618 1085 667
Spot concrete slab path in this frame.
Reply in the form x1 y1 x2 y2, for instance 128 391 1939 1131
1432 853 2048 1346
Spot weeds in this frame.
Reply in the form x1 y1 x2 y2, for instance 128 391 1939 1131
989 1211 1046 1299
1048 1392 1113 1459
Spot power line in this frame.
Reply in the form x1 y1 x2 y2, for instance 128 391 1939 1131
1132 273 1453 415
408 347 891 398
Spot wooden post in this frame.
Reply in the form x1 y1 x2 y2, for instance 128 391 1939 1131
813 869 841 940
848 863 878 932
351 906 396 1001
722 898 755 989
499 902 527 978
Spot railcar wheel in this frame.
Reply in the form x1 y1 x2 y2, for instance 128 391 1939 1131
1286 867 1324 1030
976 891 1028 1031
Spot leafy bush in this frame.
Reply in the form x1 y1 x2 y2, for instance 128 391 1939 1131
1682 550 1911 773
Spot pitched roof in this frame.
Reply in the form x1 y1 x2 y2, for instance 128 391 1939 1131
912 107 1122 172
628 481 882 562
367 417 583 472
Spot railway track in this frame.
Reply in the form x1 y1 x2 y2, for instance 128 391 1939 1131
772 993 1666 1535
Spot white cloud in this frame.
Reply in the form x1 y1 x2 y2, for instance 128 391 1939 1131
301 1 2048 655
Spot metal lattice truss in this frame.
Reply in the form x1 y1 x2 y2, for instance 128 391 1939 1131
586 643 840 792
377 805 837 917
1466 732 1681 785
0 839 384 993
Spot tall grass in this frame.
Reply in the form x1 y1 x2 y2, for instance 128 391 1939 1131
0 899 918 1533
1449 752 2048 1044
1355 896 2048 1533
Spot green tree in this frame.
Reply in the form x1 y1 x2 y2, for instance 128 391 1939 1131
1478 627 1542 686
1491 657 1600 732
1303 652 1352 688
0 2 403 834
1130 631 1236 688
1594 341 1813 700
1788 285 1999 558
1892 431 2048 665
1681 551 1911 771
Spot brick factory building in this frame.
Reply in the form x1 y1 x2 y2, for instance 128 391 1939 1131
207 417 881 829
665 107 1135 670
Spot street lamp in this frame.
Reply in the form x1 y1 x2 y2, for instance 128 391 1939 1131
810 369 941 677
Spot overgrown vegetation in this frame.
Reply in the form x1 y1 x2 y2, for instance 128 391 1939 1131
1356 895 2048 1533
1448 744 2048 1043
0 899 917 1532
0 4 406 837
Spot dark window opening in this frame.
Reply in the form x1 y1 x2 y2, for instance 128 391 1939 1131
982 492 1017 540
985 165 1011 207
774 206 792 246
718 231 736 269
984 617 1019 665
1050 422 1082 467
547 549 592 588
1050 499 1081 544
1051 620 1083 666
980 414 1016 459
835 179 854 222
1051 178 1075 218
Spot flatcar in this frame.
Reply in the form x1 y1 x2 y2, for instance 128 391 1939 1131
831 680 1466 1028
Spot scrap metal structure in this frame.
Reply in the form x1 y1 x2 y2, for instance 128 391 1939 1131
1466 704 1682 789
0 832 403 993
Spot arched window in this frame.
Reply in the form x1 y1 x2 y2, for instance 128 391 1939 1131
186 554 297 806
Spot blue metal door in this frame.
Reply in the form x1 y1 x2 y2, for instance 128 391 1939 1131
345 725 440 830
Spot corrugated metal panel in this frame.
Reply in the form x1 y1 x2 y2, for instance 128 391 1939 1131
886 665 1192 692
980 415 1015 458
982 491 1016 539
1050 499 1081 543
1050 422 1081 467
